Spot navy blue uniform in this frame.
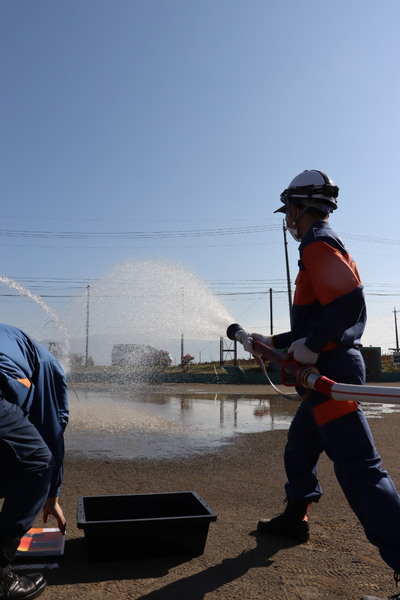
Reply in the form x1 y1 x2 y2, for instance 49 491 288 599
0 324 68 539
273 222 400 572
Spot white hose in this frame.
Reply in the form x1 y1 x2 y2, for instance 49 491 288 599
330 382 400 405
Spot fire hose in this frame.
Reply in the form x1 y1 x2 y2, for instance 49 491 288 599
226 323 400 405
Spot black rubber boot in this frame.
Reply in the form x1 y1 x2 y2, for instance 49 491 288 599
0 567 46 600
257 498 311 543
0 537 46 600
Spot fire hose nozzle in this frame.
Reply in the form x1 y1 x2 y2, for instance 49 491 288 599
226 323 248 345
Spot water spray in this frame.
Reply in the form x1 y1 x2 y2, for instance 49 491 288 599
64 260 234 365
227 323 400 405
0 275 70 371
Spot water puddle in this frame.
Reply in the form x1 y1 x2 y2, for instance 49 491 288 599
65 385 400 460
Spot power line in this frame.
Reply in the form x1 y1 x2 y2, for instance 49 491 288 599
0 225 399 246
0 224 279 240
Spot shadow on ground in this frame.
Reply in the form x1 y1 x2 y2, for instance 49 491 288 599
27 532 302 599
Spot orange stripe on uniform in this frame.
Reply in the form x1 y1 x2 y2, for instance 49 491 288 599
313 398 358 426
301 242 362 305
17 378 32 388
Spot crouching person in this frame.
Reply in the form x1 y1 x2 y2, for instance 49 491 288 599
0 323 69 599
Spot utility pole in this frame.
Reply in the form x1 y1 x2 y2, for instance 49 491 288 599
394 307 399 351
181 288 185 363
283 221 293 327
85 285 90 367
269 287 273 334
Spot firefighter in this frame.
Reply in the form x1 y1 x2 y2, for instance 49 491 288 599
0 323 68 599
244 170 400 600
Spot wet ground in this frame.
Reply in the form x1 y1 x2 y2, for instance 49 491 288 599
65 383 400 459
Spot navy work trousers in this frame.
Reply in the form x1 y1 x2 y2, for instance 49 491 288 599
284 347 400 572
0 397 53 539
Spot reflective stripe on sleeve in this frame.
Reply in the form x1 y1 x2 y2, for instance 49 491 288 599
16 378 32 388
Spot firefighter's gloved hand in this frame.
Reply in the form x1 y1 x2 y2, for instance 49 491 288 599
251 333 274 348
242 335 259 356
288 338 319 365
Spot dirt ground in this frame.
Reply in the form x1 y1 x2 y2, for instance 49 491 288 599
20 385 400 600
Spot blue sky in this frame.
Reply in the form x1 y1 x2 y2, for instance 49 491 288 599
1 1 400 362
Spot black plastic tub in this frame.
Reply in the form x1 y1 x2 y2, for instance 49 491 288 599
77 491 217 560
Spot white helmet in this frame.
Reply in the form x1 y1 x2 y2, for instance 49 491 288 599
275 170 339 214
